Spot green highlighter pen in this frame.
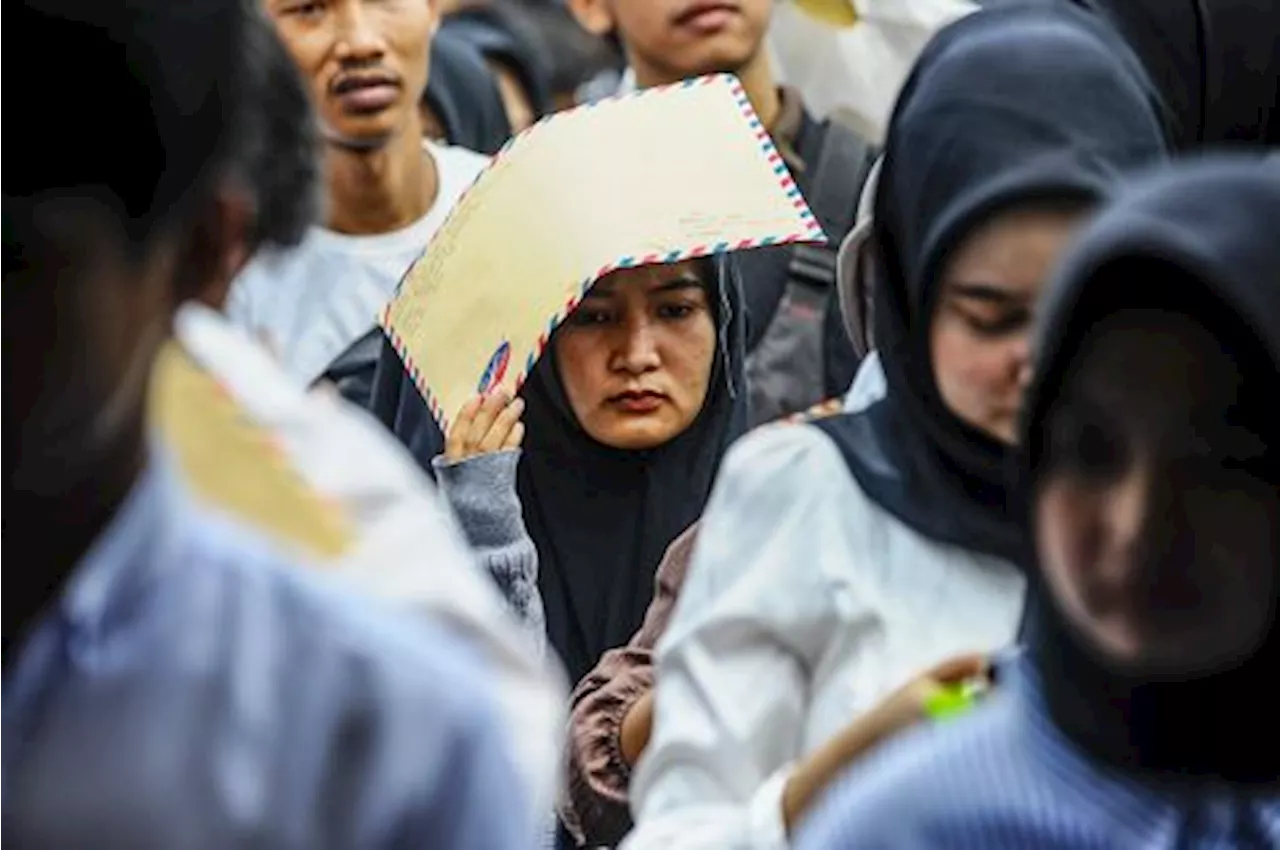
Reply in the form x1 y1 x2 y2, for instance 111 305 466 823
923 677 990 721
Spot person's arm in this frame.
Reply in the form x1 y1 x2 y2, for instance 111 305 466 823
433 449 545 648
560 524 700 847
624 426 856 850
432 393 546 655
779 654 988 833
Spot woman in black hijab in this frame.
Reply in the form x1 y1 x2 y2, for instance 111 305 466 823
370 255 747 684
512 257 746 682
795 155 1280 849
814 1 1171 569
624 6 1169 848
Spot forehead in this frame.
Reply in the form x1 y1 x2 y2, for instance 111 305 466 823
1060 307 1244 431
943 205 1087 295
587 260 710 297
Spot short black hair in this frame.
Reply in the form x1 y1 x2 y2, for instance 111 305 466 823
239 7 321 252
9 1 255 239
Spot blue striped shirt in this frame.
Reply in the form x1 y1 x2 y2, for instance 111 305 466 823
795 657 1280 850
3 454 533 849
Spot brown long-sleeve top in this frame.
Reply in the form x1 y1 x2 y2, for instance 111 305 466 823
559 523 699 847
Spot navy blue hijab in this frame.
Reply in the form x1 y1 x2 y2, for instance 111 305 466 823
812 4 1168 566
1026 156 1280 785
370 258 748 683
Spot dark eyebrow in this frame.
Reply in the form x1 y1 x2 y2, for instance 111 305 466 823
584 272 706 300
653 275 707 295
946 283 1025 304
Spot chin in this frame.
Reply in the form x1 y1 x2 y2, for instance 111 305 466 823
1083 619 1249 680
978 414 1019 446
677 39 759 77
322 112 406 149
590 418 681 451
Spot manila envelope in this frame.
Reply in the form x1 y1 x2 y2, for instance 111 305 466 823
380 72 825 431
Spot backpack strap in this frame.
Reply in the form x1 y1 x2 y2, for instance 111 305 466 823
786 120 874 290
742 119 878 423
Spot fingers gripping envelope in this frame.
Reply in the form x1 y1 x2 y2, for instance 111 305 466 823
379 73 826 432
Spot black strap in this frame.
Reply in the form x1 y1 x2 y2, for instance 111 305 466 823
786 120 873 289
799 120 878 396
320 326 384 408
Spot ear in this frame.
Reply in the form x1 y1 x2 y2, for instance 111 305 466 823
566 0 616 38
177 183 253 310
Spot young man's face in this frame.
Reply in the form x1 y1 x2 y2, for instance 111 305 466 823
266 0 436 149
575 0 771 87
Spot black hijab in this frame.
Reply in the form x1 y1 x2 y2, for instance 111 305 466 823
521 258 748 682
1024 156 1280 784
423 30 512 155
1070 0 1279 149
811 4 1168 566
368 258 748 683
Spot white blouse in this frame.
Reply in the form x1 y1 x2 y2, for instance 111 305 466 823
623 409 1026 850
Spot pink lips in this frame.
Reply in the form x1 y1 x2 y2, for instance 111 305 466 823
610 391 666 413
673 1 741 33
331 75 401 114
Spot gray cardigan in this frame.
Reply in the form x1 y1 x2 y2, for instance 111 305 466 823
433 449 547 657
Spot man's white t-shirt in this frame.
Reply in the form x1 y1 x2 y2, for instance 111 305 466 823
227 140 488 385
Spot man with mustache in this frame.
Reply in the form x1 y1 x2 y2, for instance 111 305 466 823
567 0 879 425
228 0 489 402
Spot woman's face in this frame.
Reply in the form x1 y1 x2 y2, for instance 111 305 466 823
555 261 717 450
1035 308 1277 676
931 206 1087 444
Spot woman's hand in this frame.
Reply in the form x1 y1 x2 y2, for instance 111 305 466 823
860 653 989 737
444 391 526 462
781 653 990 834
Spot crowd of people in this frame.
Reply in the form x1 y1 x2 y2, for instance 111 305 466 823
5 0 1279 848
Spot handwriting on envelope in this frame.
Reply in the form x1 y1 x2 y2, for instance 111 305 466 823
380 72 825 430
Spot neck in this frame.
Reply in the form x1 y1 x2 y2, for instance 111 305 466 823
323 128 437 235
633 49 781 130
2 431 146 666
1032 599 1280 787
